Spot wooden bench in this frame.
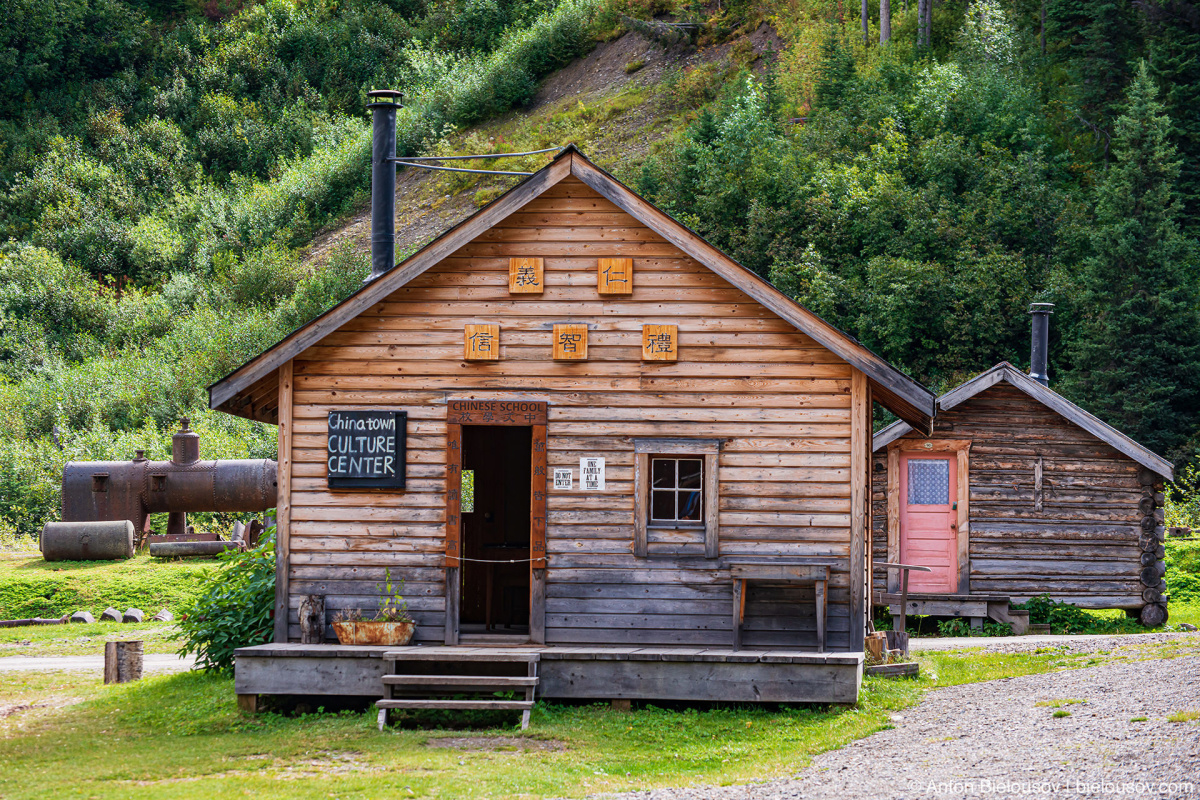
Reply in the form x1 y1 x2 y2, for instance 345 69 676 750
728 559 838 652
879 592 1030 635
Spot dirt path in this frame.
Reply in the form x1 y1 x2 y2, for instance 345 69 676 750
599 655 1200 800
909 631 1195 653
0 654 195 673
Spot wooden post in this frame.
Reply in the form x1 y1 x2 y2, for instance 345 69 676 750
731 578 744 651
274 360 293 643
237 694 259 714
815 577 827 653
849 370 869 653
104 641 143 684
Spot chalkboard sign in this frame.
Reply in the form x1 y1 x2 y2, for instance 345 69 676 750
327 410 407 489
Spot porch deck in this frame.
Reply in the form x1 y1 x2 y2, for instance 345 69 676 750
234 643 863 704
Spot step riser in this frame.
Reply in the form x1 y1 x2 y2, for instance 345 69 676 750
377 700 533 710
384 676 538 687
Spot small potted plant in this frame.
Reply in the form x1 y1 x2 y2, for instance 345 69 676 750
331 570 416 646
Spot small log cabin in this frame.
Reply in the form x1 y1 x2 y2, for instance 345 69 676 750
871 360 1174 630
211 146 934 708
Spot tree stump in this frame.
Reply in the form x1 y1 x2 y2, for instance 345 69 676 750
104 641 143 684
884 629 909 656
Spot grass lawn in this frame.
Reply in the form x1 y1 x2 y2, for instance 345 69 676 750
4 642 1196 800
0 551 217 620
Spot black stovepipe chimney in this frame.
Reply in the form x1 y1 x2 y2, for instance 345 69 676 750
367 89 402 283
1029 302 1055 386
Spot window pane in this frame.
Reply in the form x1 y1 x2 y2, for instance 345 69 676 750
652 459 676 489
461 470 475 513
677 459 702 489
907 459 950 505
678 491 702 521
651 490 676 520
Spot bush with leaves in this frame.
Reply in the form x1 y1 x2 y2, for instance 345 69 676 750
176 531 276 672
1012 595 1142 634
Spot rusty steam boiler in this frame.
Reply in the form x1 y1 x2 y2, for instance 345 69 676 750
44 419 277 560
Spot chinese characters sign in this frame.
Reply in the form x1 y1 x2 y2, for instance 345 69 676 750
463 324 500 361
642 324 678 361
597 257 633 295
327 410 407 489
508 257 544 294
552 323 588 360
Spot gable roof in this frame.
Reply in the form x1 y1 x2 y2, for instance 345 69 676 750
872 362 1174 481
209 146 935 430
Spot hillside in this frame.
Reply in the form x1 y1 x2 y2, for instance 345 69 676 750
1 0 1199 542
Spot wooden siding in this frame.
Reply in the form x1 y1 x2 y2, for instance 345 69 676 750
281 177 863 649
872 383 1148 609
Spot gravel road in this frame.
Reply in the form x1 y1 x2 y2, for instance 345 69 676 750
0 654 195 672
599 653 1200 800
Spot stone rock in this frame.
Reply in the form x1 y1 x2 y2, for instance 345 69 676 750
1181 623 1197 632
100 607 122 622
70 610 95 624
151 609 174 622
122 607 144 623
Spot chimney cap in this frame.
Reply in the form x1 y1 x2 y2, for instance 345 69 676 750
367 88 403 107
1029 302 1055 314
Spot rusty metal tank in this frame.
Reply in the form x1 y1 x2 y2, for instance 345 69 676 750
60 419 277 539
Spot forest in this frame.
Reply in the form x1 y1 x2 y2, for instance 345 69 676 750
0 0 1198 540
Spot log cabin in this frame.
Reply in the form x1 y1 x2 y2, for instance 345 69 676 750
210 142 935 715
871 307 1174 632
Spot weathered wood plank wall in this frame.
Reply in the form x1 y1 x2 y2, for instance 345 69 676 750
872 383 1146 609
281 177 865 648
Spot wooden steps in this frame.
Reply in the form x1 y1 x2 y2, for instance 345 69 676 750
377 652 540 730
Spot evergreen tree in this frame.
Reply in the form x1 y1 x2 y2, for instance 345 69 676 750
1143 1 1200 233
1046 0 1140 121
814 24 856 111
1063 62 1200 462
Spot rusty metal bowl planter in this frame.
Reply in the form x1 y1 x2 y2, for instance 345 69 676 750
331 620 415 646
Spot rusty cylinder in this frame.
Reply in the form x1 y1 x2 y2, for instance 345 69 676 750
41 520 135 561
141 459 278 514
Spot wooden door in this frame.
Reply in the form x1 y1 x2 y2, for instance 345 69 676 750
899 453 958 593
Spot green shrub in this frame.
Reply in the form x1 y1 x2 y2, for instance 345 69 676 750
177 531 277 672
1165 536 1200 602
1012 595 1142 634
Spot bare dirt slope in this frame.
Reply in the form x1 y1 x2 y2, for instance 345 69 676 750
304 24 781 268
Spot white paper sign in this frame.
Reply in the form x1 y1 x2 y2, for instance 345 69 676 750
580 457 605 491
553 468 573 490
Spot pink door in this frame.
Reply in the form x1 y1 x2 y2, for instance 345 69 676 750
899 453 957 593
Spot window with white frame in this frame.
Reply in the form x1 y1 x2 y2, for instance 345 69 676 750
650 457 704 524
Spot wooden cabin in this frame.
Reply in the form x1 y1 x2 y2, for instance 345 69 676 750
210 146 934 710
871 362 1174 631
